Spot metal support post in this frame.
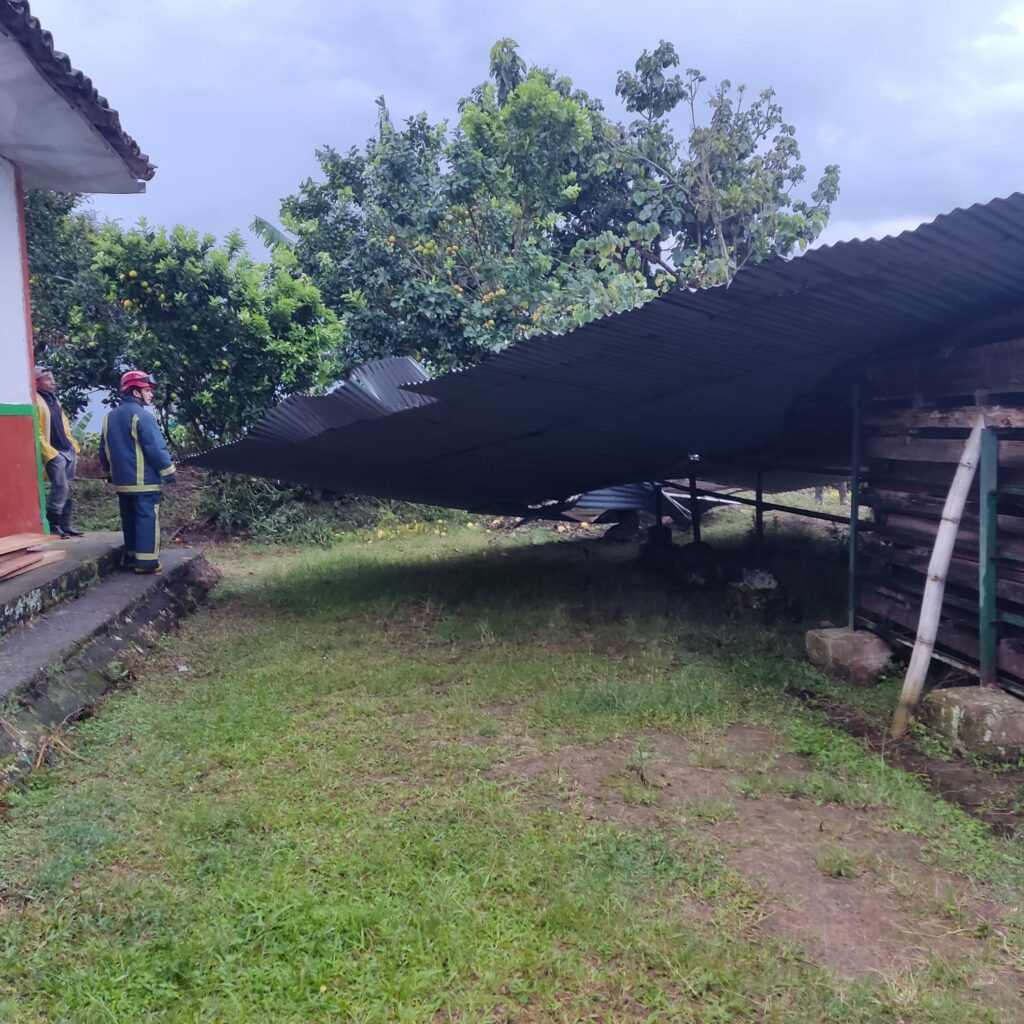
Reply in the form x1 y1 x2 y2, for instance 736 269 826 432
688 456 701 544
979 428 999 687
847 379 862 630
754 467 764 564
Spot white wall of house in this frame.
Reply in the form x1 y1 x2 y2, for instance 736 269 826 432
0 155 31 406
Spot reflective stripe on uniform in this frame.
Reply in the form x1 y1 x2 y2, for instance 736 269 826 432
134 502 161 559
130 415 145 487
102 416 111 469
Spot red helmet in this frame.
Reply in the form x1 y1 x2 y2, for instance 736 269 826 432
119 370 156 393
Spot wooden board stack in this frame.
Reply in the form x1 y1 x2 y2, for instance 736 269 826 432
0 534 66 582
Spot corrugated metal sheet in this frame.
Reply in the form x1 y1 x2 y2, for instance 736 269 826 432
247 356 431 444
575 482 658 512
348 356 430 412
190 193 1024 514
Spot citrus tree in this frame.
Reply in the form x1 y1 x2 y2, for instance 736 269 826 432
81 224 342 443
265 39 839 372
26 195 342 445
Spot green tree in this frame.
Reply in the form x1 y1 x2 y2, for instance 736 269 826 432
84 223 342 443
274 45 650 372
23 191 131 414
606 41 840 285
269 39 839 373
26 192 342 444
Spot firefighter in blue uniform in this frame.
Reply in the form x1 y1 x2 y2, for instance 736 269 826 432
99 370 177 574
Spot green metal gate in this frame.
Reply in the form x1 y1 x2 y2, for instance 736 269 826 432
979 427 1024 688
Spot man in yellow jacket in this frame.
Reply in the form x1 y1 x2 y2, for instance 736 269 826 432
34 365 83 537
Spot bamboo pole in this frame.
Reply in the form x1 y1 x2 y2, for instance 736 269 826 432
890 413 987 738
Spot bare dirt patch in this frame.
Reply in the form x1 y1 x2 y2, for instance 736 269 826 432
490 723 1024 1009
717 799 999 969
488 724 795 827
716 798 1024 1015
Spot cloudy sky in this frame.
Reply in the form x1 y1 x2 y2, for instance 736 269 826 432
32 0 1024 248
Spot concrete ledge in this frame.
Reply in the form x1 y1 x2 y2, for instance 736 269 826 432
921 686 1024 762
0 550 219 781
0 532 124 638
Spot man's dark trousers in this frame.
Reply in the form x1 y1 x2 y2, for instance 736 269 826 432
118 493 161 570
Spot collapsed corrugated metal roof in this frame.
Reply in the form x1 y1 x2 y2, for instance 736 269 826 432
244 357 431 446
190 193 1024 513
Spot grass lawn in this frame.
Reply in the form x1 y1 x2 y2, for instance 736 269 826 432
2 519 1023 1022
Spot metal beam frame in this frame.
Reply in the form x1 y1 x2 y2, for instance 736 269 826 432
692 488 872 529
755 467 764 565
688 457 701 543
848 379 862 630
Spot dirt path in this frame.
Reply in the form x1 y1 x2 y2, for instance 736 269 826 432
487 723 1024 1016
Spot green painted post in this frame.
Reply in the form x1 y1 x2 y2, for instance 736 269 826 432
31 404 50 534
847 380 862 630
979 428 999 687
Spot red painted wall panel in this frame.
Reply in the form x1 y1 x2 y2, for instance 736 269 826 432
0 414 43 535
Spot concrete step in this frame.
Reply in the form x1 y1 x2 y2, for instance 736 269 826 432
0 548 218 781
0 531 125 637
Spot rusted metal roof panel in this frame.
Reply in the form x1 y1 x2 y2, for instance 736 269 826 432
191 194 1024 513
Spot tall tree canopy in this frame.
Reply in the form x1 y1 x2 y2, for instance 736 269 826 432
25 196 340 445
25 38 838 445
24 192 131 376
88 224 340 442
267 39 839 373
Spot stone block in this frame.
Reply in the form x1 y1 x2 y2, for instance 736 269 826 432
805 627 893 685
921 686 1024 762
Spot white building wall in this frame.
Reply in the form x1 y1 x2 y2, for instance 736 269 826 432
0 156 31 406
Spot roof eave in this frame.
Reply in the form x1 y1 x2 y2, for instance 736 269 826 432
0 1 155 186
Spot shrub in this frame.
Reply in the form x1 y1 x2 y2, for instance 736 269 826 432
196 474 330 543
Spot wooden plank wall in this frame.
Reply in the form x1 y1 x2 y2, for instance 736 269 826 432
859 338 1024 686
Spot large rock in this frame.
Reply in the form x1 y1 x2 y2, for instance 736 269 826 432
921 686 1024 762
805 627 893 685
